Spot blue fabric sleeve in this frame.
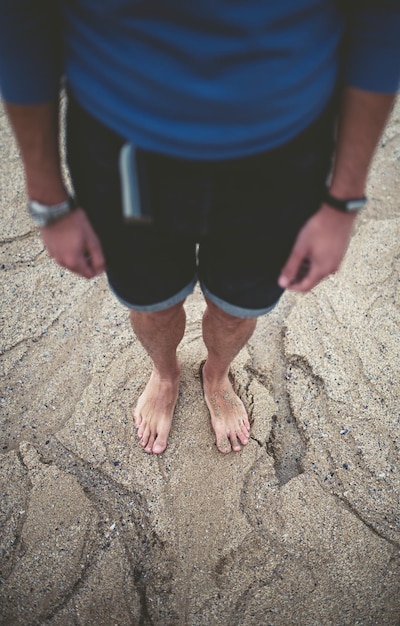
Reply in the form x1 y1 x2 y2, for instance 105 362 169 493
344 2 400 93
0 0 61 103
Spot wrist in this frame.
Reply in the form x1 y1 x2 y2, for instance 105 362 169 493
322 187 367 213
28 195 77 228
26 174 69 206
319 203 358 223
328 180 367 200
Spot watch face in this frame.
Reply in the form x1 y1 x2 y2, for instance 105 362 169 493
34 215 48 227
346 199 367 211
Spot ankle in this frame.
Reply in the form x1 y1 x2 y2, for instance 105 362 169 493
202 359 230 386
152 360 181 382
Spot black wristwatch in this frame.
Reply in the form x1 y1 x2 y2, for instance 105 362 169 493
323 188 367 213
28 195 77 227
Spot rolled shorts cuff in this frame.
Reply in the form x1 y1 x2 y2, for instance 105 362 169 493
200 283 278 319
108 277 197 312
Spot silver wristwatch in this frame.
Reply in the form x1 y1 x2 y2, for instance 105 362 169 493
28 195 77 227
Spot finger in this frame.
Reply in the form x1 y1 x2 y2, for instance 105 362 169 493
63 242 104 279
71 256 98 279
289 257 311 287
58 251 97 279
86 233 106 276
288 264 324 292
278 248 309 289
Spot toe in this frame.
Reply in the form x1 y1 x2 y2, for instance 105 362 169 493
140 424 151 448
145 433 156 453
229 433 242 452
152 438 167 455
152 424 169 454
134 411 143 429
137 419 146 440
237 423 250 445
217 436 232 454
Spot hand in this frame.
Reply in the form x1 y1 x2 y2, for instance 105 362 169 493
278 204 357 292
40 207 106 279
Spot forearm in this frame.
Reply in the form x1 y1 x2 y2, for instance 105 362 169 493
4 100 68 205
279 86 397 291
329 86 396 199
4 99 105 278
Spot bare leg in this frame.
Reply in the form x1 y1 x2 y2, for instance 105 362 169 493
202 298 257 454
130 301 186 454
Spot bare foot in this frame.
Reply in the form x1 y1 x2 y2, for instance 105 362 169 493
133 366 180 454
200 361 250 454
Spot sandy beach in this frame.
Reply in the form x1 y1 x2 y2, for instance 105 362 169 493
1 99 400 625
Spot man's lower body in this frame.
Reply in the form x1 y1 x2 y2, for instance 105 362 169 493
66 93 335 454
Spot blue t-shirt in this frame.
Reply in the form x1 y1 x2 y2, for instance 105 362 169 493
0 0 399 158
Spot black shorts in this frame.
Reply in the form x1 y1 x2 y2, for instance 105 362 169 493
66 93 335 318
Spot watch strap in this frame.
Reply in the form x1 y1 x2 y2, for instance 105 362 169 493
28 195 77 226
323 189 367 213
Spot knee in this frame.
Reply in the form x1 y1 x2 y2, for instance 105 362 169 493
130 300 185 325
205 298 247 329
